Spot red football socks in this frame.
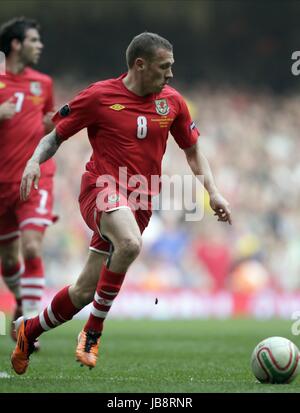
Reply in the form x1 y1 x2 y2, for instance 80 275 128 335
21 257 45 317
25 286 80 341
83 265 126 333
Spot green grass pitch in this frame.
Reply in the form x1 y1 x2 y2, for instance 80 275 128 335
0 318 300 393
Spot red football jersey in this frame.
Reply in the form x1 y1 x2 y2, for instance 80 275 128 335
0 67 55 182
53 74 199 195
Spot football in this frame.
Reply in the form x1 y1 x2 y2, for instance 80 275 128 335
251 336 300 384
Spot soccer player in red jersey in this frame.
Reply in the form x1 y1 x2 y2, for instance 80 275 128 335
0 17 56 341
11 32 231 374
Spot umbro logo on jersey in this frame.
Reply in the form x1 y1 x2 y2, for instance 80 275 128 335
110 104 125 111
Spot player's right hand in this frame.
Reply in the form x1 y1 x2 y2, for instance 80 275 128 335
20 160 41 201
0 97 16 120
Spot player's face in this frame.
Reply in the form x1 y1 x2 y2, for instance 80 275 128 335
142 48 174 94
20 28 43 65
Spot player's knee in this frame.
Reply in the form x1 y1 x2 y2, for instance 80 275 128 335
115 236 142 263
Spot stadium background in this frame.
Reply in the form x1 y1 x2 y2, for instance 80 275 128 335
1 0 300 319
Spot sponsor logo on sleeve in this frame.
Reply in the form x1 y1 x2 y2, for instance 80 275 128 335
190 121 196 130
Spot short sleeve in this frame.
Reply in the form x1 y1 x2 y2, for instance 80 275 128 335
170 95 200 149
43 78 54 115
52 84 99 141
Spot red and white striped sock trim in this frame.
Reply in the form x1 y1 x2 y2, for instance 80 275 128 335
90 290 116 319
84 265 126 333
21 277 45 317
21 257 45 317
21 277 45 300
24 286 80 341
38 303 64 331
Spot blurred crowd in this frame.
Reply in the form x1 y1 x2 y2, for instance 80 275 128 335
17 82 300 293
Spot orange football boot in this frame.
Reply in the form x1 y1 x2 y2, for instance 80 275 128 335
75 330 101 369
11 317 35 375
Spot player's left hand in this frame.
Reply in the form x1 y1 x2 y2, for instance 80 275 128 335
43 111 55 134
209 192 232 225
20 160 41 201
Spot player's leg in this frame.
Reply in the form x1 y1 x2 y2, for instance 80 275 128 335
0 238 23 339
25 249 105 337
88 207 142 334
11 250 105 375
20 230 45 318
0 238 21 305
0 189 24 340
76 207 142 368
69 250 107 308
99 207 142 273
17 174 57 319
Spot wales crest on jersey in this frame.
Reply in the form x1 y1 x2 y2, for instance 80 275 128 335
154 98 169 115
30 81 42 96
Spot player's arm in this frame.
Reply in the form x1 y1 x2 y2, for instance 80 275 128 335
20 83 99 200
21 84 99 200
43 111 55 134
0 97 16 121
184 140 232 224
20 128 62 201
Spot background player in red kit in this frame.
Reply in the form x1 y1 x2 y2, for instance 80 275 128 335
12 32 231 374
0 17 56 339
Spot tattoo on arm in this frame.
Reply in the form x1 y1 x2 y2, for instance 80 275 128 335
31 129 62 164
